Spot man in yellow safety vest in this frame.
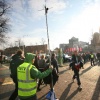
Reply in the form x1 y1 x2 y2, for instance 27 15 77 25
17 53 53 100
90 52 95 66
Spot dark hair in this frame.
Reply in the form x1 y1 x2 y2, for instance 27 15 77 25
52 53 55 58
16 49 22 55
41 55 44 59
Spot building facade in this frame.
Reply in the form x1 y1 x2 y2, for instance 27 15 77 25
4 44 48 56
91 31 100 52
59 37 89 53
69 37 79 48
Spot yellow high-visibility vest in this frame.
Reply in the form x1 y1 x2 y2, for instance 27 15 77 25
90 54 94 58
17 63 37 97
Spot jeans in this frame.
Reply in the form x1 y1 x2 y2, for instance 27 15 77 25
91 59 94 66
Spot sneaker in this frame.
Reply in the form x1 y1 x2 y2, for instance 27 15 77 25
37 88 41 91
78 86 82 90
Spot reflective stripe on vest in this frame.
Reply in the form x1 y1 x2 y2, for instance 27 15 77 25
18 79 35 83
18 86 37 91
17 63 37 97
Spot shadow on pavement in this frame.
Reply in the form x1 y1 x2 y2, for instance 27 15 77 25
59 68 69 75
80 66 92 76
38 92 48 100
91 76 100 100
59 82 74 100
66 88 79 100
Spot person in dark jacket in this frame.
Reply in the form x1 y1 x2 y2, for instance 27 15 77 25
96 52 100 64
51 53 59 74
37 55 46 91
0 51 3 66
33 55 39 69
9 49 24 100
69 50 83 90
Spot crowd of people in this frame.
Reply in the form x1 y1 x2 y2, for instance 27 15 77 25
6 49 100 100
78 51 100 66
8 49 59 100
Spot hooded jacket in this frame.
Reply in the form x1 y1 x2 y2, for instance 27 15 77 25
10 54 24 82
18 53 52 99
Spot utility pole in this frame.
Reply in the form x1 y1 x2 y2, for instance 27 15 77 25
44 0 52 65
44 1 56 97
38 0 52 56
44 0 50 56
38 1 57 99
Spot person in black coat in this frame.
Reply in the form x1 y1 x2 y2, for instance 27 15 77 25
43 53 59 89
51 53 59 74
69 50 83 90
37 55 46 91
33 55 39 69
9 49 24 100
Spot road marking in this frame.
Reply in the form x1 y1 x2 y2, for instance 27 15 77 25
0 65 9 71
2 82 13 85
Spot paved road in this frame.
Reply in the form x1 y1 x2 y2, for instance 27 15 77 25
0 62 100 100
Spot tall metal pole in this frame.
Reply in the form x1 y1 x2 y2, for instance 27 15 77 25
45 4 51 65
44 1 54 92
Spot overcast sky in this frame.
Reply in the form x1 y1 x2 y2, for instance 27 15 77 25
7 0 100 50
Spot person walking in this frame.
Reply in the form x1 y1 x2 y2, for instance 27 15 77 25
0 51 3 66
51 53 59 74
17 53 53 100
33 54 39 69
82 53 86 64
96 52 100 64
90 52 95 66
69 50 83 90
9 49 24 100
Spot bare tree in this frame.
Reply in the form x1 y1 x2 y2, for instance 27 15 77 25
0 0 10 44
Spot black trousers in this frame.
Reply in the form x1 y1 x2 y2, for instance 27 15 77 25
73 70 81 86
9 78 18 100
91 59 94 66
54 65 59 73
37 69 44 89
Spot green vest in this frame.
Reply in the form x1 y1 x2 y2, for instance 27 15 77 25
90 54 94 58
17 63 37 97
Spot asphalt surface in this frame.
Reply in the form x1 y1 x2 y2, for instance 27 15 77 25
0 62 100 100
